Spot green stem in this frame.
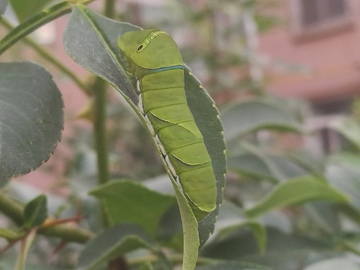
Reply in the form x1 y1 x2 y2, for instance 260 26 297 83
92 78 110 188
14 229 36 270
127 254 218 267
0 228 24 241
92 78 110 227
38 223 93 243
104 0 116 18
90 0 116 228
0 191 93 244
0 18 88 93
0 191 24 225
0 1 72 55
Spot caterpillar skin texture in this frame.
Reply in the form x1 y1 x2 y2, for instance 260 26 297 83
118 29 216 218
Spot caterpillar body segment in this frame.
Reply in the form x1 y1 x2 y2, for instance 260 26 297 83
118 29 217 219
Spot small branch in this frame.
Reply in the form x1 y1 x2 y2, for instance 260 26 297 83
0 1 72 55
38 223 93 244
14 229 36 270
0 191 24 226
104 0 116 19
89 0 117 228
92 78 110 228
0 191 93 244
0 228 24 241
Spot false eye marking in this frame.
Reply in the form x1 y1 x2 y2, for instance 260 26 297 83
137 30 167 52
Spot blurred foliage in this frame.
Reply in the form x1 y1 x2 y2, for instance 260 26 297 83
1 0 360 269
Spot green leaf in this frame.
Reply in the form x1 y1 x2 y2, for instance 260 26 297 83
0 0 7 15
23 194 48 229
228 144 308 182
156 204 183 250
63 6 138 104
326 153 360 212
78 223 154 270
304 202 341 235
9 0 51 21
90 180 176 237
221 100 302 141
201 227 332 269
196 261 271 270
133 262 154 270
228 154 274 181
0 228 23 240
63 5 226 248
0 1 72 55
328 117 360 150
210 202 266 254
304 258 360 270
246 175 349 218
184 68 226 247
338 238 360 256
0 62 63 183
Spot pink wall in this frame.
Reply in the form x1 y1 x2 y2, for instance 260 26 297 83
259 0 360 101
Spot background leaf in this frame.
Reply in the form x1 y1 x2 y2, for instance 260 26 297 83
201 227 332 269
90 180 176 237
0 0 7 16
246 175 349 218
0 62 63 183
9 0 52 22
78 223 154 270
23 194 48 229
196 261 271 270
209 202 266 254
328 117 360 150
304 258 360 270
221 100 302 141
326 154 360 213
228 144 308 182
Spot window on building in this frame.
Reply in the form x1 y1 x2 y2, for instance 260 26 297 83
291 0 353 39
300 0 347 27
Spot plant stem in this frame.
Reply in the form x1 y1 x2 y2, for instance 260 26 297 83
0 1 72 55
38 222 93 244
14 229 36 270
104 0 116 19
90 0 116 228
0 18 89 93
0 228 24 241
92 78 110 227
0 191 24 225
92 78 110 188
0 191 93 244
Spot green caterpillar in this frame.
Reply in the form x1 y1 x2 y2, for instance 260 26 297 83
118 29 216 219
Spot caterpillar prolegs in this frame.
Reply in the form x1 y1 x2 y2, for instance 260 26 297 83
118 29 216 219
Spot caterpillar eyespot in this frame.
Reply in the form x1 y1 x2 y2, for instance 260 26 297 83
118 29 217 220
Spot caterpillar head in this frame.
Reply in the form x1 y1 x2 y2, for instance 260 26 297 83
118 29 183 72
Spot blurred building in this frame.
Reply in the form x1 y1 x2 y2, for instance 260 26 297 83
259 0 360 154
